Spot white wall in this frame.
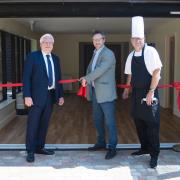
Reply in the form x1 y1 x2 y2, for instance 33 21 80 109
52 33 130 91
147 19 180 117
0 19 38 40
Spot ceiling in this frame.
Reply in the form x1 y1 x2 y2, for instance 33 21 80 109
0 0 179 3
15 17 174 34
1 0 179 2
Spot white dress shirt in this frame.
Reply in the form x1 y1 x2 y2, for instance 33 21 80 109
42 51 55 90
124 44 162 77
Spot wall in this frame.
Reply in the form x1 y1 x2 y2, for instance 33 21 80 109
0 19 39 129
0 19 38 40
52 33 130 91
0 100 16 130
147 19 180 117
0 18 38 84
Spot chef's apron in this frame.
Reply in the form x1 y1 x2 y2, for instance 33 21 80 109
131 46 160 122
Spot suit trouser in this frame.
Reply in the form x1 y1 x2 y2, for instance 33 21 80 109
26 91 54 152
92 88 118 149
134 118 160 157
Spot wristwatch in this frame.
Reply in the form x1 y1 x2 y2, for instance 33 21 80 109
149 88 155 92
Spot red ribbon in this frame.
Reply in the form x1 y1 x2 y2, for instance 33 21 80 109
59 79 86 98
0 83 23 87
173 82 180 111
77 86 86 98
116 82 180 112
116 84 131 89
59 79 79 84
0 80 180 111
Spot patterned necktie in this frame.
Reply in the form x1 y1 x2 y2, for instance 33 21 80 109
46 54 53 87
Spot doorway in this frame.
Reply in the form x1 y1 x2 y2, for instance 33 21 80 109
168 36 175 113
79 42 129 86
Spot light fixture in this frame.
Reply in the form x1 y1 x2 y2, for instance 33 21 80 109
170 11 180 15
29 20 35 31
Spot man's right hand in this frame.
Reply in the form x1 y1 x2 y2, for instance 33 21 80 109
122 88 129 100
25 97 33 107
79 77 87 87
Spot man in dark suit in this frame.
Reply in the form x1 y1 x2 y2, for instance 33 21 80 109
23 34 64 163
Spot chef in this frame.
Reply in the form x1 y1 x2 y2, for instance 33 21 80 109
122 16 162 168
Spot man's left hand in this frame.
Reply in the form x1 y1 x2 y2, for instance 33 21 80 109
146 91 154 106
58 97 64 106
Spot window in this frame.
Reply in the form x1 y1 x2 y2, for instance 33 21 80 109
0 30 31 102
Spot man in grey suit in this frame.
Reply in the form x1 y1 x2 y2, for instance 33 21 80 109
80 31 118 159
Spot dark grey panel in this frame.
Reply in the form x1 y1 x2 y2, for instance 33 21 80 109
0 2 180 17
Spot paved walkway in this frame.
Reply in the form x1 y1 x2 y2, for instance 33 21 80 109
0 149 180 180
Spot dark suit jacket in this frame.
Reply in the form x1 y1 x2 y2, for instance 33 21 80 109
23 50 63 106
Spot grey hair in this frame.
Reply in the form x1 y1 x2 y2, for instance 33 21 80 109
40 34 54 44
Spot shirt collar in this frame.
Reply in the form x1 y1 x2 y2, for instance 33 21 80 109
94 45 104 54
42 51 51 57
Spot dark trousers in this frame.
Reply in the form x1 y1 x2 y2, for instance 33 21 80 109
134 117 160 157
26 91 54 152
92 88 118 149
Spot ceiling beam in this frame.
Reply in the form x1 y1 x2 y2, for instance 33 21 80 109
0 2 180 17
0 0 180 2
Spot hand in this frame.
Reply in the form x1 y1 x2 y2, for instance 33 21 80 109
122 89 129 100
146 91 154 106
25 97 33 107
58 97 64 106
79 77 87 87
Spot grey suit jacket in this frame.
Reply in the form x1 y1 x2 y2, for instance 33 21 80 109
84 46 117 103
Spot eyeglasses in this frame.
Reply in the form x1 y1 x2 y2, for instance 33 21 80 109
92 37 104 42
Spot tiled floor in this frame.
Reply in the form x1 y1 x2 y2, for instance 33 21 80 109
0 149 180 180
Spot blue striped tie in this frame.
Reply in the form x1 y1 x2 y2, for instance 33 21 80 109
46 55 53 87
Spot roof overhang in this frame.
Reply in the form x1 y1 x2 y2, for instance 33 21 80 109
0 1 180 17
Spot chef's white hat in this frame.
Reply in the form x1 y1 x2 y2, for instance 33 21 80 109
132 16 144 38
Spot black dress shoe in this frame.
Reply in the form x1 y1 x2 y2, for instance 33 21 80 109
150 156 158 169
131 150 149 156
88 144 106 151
105 149 116 160
26 152 34 163
35 148 55 155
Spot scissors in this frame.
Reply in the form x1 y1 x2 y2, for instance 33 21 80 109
141 97 158 105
